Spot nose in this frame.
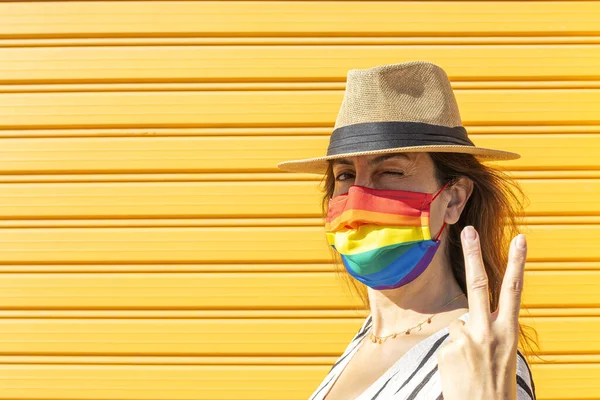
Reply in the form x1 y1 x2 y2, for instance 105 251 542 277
352 172 375 190
334 177 374 199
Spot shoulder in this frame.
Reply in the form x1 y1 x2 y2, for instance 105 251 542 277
325 313 373 374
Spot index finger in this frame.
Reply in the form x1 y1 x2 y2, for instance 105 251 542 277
461 226 491 328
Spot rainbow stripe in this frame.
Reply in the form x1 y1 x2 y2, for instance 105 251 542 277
344 240 440 290
325 185 437 289
325 185 431 232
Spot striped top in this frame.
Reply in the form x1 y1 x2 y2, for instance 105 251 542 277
309 311 536 400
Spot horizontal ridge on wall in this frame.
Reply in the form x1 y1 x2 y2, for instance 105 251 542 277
1 89 598 128
0 270 600 308
1 217 600 227
0 315 596 355
1 45 600 82
1 1 599 38
3 81 600 93
0 262 599 273
0 307 599 317
4 37 600 47
0 180 596 218
0 270 597 308
0 306 599 317
1 171 600 182
0 225 597 261
0 355 597 365
0 363 593 400
0 126 598 138
0 134 597 172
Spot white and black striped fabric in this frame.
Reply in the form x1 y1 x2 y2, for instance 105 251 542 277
309 312 536 400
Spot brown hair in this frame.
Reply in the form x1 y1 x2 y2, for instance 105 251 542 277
318 151 542 363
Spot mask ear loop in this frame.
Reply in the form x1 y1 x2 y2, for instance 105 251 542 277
434 222 447 242
431 178 457 241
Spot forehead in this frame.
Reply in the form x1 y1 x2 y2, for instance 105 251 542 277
330 152 415 168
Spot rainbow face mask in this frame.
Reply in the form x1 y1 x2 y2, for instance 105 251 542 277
324 181 453 290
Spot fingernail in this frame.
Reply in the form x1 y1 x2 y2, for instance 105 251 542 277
464 226 477 242
516 234 526 249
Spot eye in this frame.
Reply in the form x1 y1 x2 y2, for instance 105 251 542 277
335 172 355 181
383 171 404 176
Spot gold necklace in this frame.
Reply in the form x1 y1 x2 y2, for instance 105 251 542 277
367 292 466 345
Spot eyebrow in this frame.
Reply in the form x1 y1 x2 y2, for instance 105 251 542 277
330 153 412 168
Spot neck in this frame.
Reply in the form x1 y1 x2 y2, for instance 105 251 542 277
366 238 468 337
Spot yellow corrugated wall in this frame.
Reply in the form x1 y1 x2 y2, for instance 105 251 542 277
0 2 599 399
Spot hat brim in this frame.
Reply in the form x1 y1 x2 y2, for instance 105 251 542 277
276 145 520 174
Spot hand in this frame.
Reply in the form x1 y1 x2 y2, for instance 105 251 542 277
437 225 527 400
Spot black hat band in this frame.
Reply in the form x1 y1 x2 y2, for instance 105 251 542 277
326 121 475 156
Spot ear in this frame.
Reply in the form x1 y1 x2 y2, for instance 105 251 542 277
444 177 473 225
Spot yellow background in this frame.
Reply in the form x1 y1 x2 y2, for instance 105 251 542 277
0 1 599 399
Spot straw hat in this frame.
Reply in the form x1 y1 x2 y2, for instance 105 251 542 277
276 60 520 174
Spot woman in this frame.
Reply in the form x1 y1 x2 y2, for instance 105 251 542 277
277 61 539 399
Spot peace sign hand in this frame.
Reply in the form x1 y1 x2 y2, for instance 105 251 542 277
437 225 527 400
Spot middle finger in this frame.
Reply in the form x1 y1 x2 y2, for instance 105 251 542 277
462 226 491 328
